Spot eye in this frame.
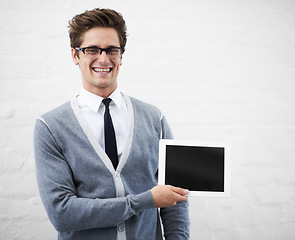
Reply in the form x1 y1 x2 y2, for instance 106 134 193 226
85 47 99 55
107 48 120 56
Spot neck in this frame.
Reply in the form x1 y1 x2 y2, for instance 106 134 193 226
84 85 117 99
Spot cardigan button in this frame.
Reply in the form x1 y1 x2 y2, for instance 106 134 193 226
118 224 125 232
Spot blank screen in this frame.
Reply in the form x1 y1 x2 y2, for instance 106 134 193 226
165 145 225 192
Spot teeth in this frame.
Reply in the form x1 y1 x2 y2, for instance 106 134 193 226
93 68 110 72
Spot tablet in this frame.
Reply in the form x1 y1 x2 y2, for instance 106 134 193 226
158 139 230 197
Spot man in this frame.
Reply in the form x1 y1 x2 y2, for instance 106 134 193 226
34 8 190 240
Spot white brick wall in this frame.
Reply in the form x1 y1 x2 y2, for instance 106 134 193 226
1 0 295 239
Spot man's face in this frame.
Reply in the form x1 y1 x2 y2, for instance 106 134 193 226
71 27 122 97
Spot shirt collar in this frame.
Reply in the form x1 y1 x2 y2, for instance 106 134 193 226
79 87 123 112
108 88 122 109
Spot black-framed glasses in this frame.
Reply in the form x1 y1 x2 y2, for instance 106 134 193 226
75 46 125 59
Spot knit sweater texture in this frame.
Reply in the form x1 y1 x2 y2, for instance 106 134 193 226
34 95 190 240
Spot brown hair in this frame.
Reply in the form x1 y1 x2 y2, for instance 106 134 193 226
68 8 127 49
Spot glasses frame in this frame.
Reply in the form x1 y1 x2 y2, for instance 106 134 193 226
75 46 125 59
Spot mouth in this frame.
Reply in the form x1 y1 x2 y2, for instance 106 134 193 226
92 67 112 73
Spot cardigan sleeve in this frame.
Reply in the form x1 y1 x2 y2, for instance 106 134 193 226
159 115 190 239
34 118 155 232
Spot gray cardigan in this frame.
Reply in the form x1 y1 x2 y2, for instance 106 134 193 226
34 95 189 240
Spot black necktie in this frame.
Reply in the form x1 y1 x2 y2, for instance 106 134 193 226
102 98 118 169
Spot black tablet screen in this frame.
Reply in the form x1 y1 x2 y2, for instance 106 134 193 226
165 145 225 192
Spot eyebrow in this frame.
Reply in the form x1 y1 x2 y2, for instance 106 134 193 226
85 45 120 49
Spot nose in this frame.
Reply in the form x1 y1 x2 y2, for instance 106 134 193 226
97 50 109 63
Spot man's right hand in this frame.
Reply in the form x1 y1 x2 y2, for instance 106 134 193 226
150 185 189 208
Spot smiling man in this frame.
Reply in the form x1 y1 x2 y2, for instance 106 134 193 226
34 8 190 240
72 27 122 97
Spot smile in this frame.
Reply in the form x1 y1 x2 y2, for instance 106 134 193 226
92 67 112 73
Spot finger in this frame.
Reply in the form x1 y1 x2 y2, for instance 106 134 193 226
177 194 189 202
172 191 188 202
171 187 189 202
172 187 189 196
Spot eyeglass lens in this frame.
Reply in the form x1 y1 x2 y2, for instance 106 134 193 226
85 47 121 59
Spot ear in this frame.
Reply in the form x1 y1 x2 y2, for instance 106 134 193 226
71 48 80 65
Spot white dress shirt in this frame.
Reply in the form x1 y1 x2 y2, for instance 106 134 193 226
76 87 129 160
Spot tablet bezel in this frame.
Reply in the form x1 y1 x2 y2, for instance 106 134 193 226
158 139 230 197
